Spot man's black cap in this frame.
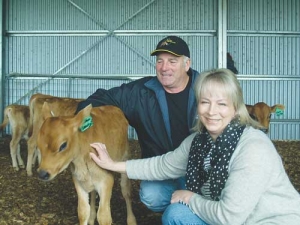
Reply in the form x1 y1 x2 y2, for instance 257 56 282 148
150 36 190 58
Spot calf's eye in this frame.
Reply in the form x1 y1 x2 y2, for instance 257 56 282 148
250 114 257 121
59 142 67 152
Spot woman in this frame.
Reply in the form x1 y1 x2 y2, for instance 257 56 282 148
90 68 300 225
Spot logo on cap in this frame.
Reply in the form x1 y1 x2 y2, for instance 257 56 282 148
160 38 176 47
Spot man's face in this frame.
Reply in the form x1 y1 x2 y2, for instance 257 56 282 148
155 53 190 93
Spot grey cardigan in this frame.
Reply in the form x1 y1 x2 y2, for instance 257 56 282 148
126 127 300 225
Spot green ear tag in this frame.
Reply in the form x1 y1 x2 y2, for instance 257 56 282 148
275 107 284 117
79 116 93 132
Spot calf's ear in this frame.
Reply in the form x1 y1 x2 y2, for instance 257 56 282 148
74 104 93 132
76 104 93 118
42 102 53 120
271 104 285 116
245 104 253 114
271 104 285 112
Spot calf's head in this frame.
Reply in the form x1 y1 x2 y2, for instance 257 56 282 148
37 102 93 181
246 102 285 133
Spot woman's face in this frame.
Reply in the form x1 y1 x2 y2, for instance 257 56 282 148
198 83 236 140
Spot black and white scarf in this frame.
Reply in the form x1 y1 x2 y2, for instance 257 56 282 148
186 118 245 200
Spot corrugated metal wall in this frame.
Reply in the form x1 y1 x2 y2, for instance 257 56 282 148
227 0 300 140
1 0 300 140
5 0 218 77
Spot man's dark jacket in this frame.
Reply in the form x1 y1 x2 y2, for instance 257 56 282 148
76 69 199 158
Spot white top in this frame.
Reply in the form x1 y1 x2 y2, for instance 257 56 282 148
126 127 300 225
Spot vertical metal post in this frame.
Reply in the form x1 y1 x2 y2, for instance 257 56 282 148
218 0 227 69
0 0 4 137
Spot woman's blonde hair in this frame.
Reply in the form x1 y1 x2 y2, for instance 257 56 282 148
193 68 262 132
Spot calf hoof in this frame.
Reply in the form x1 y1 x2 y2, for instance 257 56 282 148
13 166 19 172
127 216 137 225
27 170 33 176
88 219 95 225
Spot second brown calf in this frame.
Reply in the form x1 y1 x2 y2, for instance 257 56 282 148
246 102 285 133
0 104 30 171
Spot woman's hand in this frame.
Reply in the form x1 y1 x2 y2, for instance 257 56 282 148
90 143 114 170
171 190 194 205
90 143 126 173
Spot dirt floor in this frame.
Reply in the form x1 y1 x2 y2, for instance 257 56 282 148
0 136 299 225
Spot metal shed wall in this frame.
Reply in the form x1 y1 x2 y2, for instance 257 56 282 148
5 0 218 76
227 0 300 140
1 0 300 140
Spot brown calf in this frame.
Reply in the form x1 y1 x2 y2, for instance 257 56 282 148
0 104 30 171
246 102 285 133
37 103 137 225
26 93 83 176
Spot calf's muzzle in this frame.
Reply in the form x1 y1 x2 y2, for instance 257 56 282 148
38 169 51 181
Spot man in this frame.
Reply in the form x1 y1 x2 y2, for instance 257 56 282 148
76 36 200 212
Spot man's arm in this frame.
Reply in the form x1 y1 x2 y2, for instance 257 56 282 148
76 88 112 114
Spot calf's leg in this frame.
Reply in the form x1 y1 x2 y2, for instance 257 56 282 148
26 136 36 176
16 144 25 169
120 173 137 225
10 130 24 171
73 177 92 225
88 190 97 225
96 174 114 225
10 141 20 171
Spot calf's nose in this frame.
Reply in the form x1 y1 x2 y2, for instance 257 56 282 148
38 169 50 180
